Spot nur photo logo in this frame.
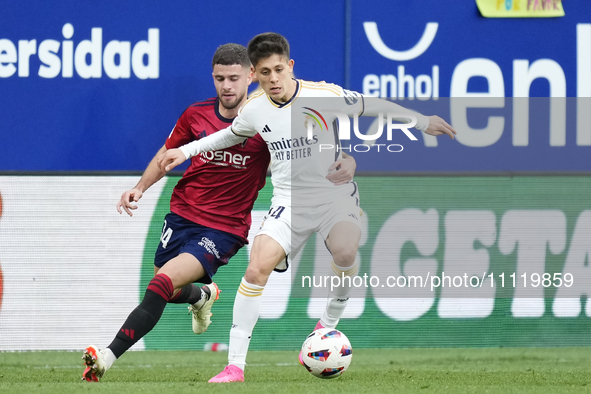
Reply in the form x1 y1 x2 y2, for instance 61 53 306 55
302 105 418 153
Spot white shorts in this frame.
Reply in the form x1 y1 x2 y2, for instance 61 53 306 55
256 184 363 272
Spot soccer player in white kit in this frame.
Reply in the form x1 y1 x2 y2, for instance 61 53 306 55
158 32 456 383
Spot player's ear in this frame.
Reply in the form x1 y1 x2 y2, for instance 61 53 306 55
246 69 253 85
252 65 262 84
288 59 294 73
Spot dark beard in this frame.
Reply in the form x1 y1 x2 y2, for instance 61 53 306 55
219 92 245 110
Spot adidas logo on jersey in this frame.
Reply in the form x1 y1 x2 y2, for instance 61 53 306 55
262 125 272 133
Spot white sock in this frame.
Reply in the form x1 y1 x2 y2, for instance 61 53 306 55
228 277 264 371
104 348 117 370
320 261 359 329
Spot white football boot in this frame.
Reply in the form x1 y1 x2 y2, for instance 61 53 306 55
188 283 220 334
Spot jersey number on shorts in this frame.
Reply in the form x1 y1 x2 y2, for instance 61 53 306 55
160 220 173 249
269 206 285 220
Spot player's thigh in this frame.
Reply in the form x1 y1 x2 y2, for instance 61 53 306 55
157 253 205 289
321 199 363 265
154 213 195 269
154 212 245 284
326 221 361 264
247 200 291 286
257 202 291 254
181 229 245 284
245 234 287 286
253 201 315 277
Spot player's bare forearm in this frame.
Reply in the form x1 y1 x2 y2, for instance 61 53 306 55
362 98 456 139
117 145 168 216
362 98 429 131
135 145 169 192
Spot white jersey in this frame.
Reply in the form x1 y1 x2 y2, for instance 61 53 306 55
231 79 364 206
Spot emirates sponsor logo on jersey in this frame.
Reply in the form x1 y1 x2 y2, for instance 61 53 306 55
266 136 319 161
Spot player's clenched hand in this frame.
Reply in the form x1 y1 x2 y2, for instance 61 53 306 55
326 155 356 186
157 148 187 172
117 188 143 217
424 116 457 139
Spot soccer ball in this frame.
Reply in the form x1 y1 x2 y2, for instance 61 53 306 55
300 328 352 379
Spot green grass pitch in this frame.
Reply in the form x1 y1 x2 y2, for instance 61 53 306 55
1 348 590 393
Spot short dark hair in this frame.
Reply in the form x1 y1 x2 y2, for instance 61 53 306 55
247 33 290 68
212 43 250 69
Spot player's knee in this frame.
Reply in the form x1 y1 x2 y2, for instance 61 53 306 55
332 244 358 265
244 266 270 287
155 267 183 290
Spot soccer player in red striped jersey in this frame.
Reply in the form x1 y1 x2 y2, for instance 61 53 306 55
81 43 356 383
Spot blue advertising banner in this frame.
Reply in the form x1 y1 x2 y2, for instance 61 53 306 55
347 98 589 172
0 1 589 172
348 2 590 172
0 0 345 171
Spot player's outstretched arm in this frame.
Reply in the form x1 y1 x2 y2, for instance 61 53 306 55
117 144 168 217
326 152 357 186
157 126 246 172
362 99 457 139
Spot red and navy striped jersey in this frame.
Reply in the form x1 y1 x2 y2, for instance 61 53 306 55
165 97 270 240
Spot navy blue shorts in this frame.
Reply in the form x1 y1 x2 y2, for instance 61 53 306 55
154 213 246 284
